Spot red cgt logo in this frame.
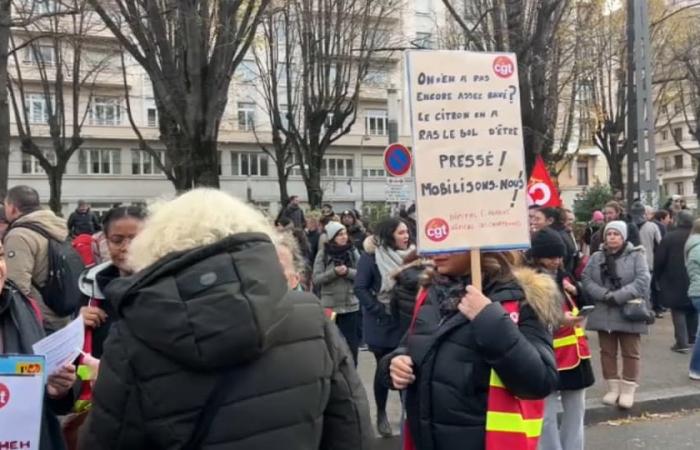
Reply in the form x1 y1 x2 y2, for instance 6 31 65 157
0 383 9 409
425 218 450 242
493 56 515 78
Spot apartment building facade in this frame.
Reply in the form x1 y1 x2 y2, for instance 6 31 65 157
8 0 448 216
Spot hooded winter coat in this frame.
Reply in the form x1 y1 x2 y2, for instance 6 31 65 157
655 223 693 310
583 243 651 334
379 268 560 450
79 233 372 450
686 235 700 298
0 282 77 450
4 209 70 332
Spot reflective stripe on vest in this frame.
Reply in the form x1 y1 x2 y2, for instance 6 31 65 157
553 294 592 370
485 301 545 450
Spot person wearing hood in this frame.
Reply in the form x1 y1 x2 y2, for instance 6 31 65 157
583 221 651 409
527 229 594 450
78 189 371 450
313 221 361 364
340 210 367 253
3 186 72 333
380 250 560 450
655 211 696 354
685 219 700 379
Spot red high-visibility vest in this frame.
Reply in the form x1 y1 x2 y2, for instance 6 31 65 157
552 288 592 371
484 301 544 450
403 293 545 450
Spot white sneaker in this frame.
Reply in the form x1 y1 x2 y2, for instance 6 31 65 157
689 371 700 380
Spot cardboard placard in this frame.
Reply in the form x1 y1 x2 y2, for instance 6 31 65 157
0 355 45 450
405 50 530 254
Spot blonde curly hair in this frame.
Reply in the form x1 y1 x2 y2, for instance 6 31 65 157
128 188 275 271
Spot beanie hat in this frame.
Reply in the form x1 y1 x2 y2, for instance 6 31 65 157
530 228 567 259
604 221 628 241
325 221 346 242
592 210 604 222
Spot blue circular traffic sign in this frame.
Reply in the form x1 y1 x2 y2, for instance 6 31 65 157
384 143 412 177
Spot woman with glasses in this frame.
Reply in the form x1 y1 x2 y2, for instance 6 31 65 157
78 205 147 358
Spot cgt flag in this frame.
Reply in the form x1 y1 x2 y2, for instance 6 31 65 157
527 155 562 208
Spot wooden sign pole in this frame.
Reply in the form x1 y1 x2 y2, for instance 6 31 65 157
471 248 482 291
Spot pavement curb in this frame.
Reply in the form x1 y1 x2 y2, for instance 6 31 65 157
580 387 700 425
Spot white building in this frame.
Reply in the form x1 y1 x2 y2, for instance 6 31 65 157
9 0 448 216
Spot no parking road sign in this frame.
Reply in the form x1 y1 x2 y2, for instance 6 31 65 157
384 143 412 177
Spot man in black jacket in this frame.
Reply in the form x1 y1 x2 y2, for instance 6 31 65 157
67 200 101 237
278 196 306 230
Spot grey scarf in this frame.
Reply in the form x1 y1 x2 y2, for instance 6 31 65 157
375 244 415 309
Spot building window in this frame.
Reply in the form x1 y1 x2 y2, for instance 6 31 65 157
674 154 684 169
24 94 52 123
663 157 671 171
675 102 683 114
322 155 354 177
78 148 121 174
131 150 163 175
661 130 668 141
676 182 685 196
145 98 158 127
365 109 387 136
415 0 431 13
576 162 589 186
660 105 668 115
365 68 389 87
361 155 386 178
673 127 683 142
415 32 433 48
24 44 55 65
21 149 56 174
83 49 117 68
238 58 257 83
237 102 255 131
231 152 269 176
89 97 121 126
32 0 57 13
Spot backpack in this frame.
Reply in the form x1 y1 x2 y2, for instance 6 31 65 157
12 222 85 316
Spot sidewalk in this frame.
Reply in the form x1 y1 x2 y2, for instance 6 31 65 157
357 313 700 437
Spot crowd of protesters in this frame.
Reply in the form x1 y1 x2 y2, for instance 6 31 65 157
3 185 700 450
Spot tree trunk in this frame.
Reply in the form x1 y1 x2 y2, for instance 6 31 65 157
276 162 289 207
0 1 11 198
609 160 624 196
191 138 220 188
47 168 64 216
305 165 323 209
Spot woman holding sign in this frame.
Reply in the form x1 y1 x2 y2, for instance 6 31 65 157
0 244 78 450
381 250 560 450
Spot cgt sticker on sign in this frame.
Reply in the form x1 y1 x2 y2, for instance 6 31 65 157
425 218 450 242
492 56 515 79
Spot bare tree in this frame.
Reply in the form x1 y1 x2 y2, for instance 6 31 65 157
8 0 110 214
0 0 76 199
441 0 569 173
253 0 398 209
88 0 271 190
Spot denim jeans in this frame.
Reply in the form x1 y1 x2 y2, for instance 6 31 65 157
690 297 700 373
538 390 586 450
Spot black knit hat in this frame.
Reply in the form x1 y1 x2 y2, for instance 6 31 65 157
530 228 566 259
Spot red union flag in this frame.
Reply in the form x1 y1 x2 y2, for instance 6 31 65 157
527 156 562 208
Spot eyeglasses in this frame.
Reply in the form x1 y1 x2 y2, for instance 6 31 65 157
107 235 136 246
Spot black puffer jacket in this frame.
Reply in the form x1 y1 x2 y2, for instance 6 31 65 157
79 233 372 450
380 268 559 450
391 265 423 336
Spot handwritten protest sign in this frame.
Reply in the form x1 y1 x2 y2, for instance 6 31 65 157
0 355 45 450
405 50 530 254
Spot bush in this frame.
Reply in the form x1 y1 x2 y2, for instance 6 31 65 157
573 184 614 222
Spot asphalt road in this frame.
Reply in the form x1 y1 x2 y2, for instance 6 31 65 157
370 410 700 450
